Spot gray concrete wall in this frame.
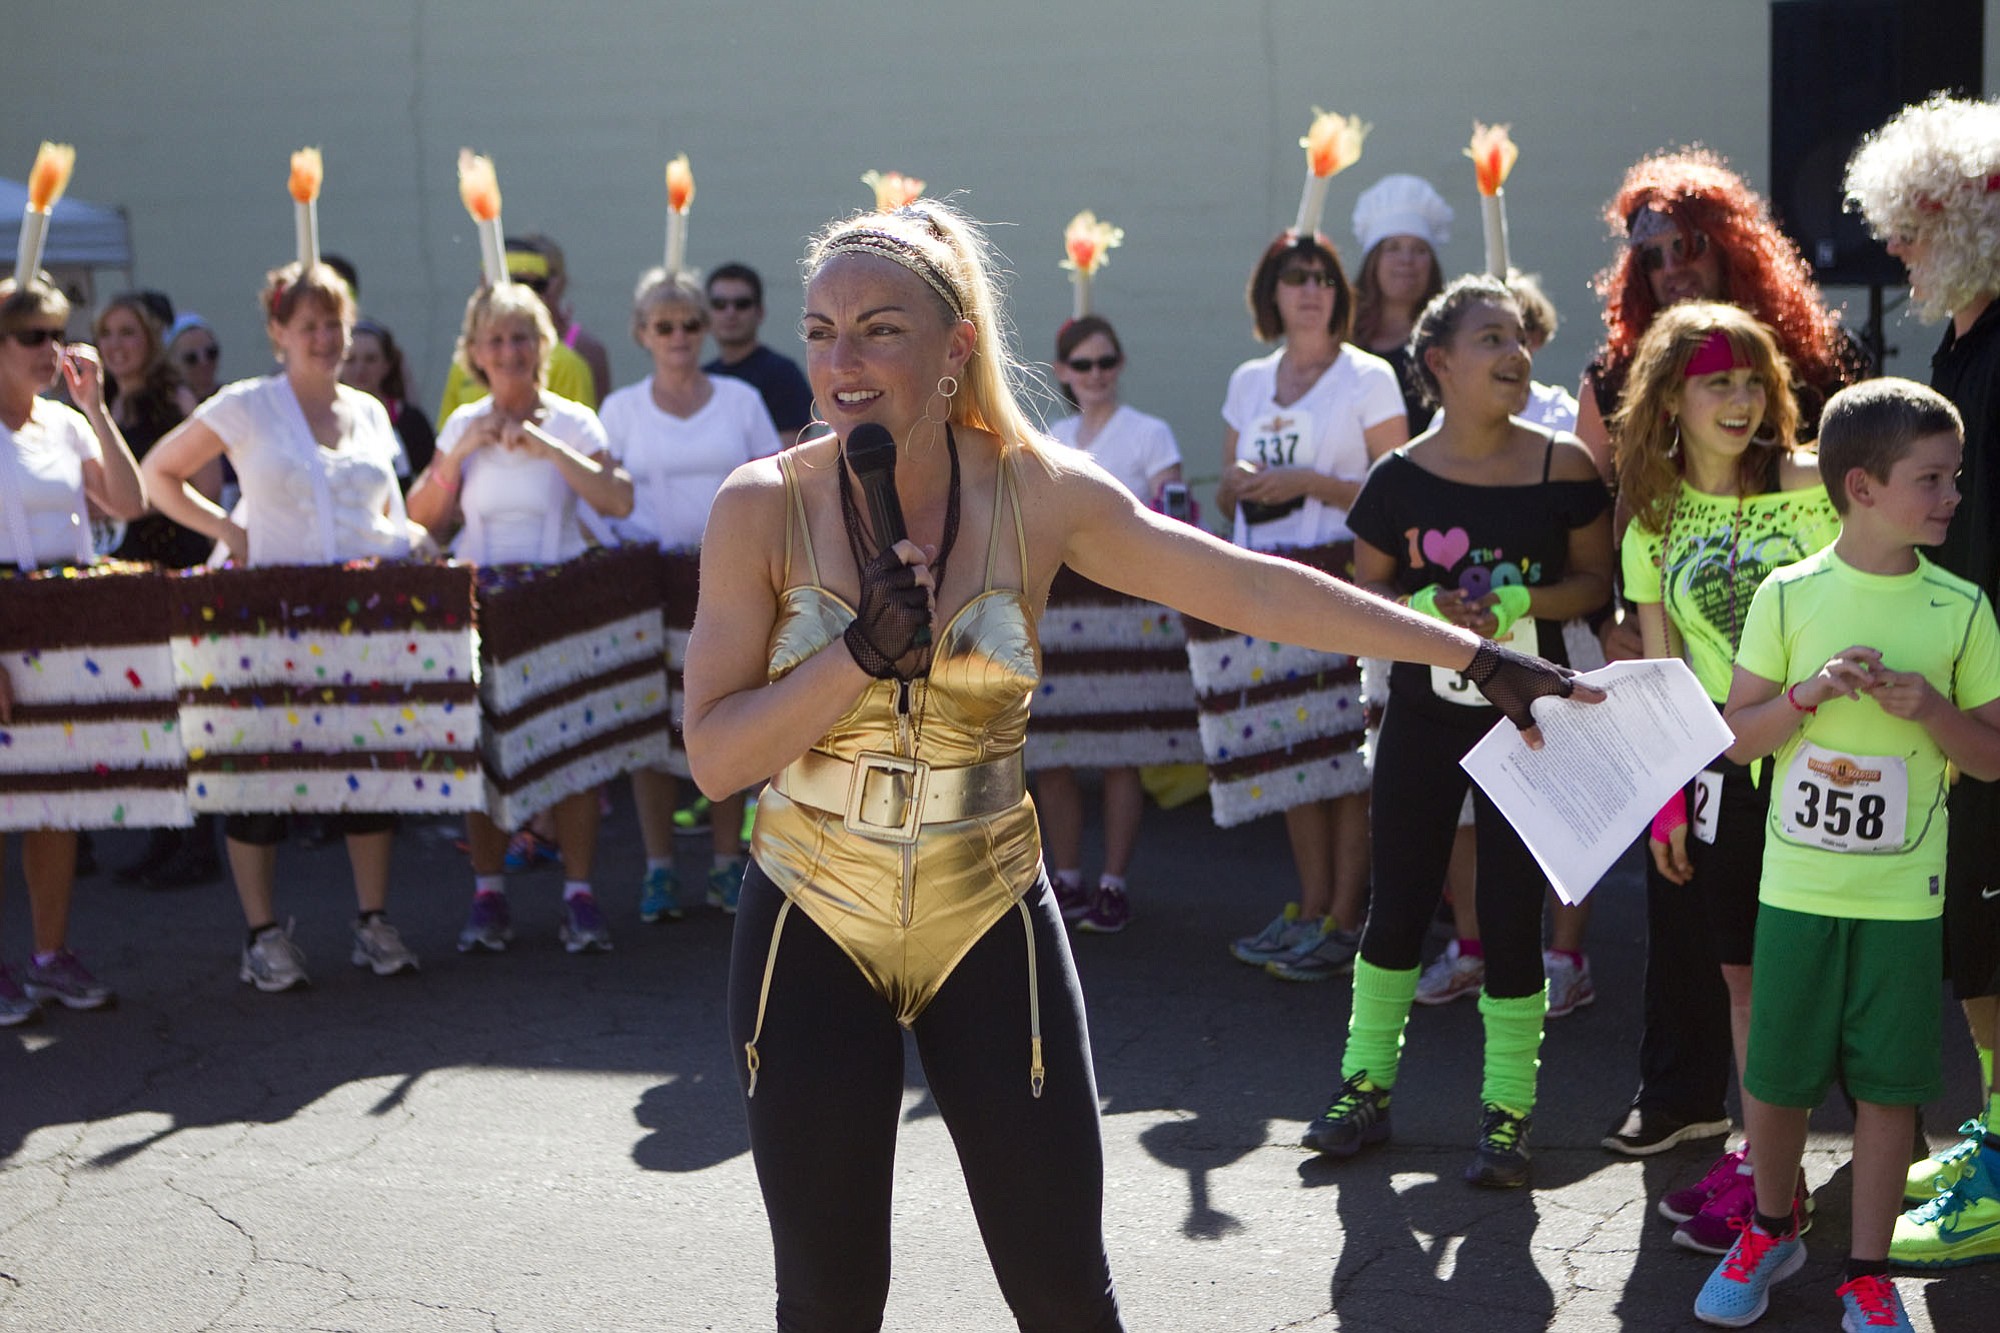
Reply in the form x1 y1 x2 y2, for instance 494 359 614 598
7 1 1992 487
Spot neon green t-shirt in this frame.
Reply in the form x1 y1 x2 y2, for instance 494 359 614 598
1622 482 1839 703
437 341 597 421
1736 545 2000 920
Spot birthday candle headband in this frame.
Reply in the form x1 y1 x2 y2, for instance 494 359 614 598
1061 211 1123 320
14 141 77 282
457 149 507 285
289 147 323 269
862 169 926 212
665 153 694 276
1294 108 1369 239
1466 122 1519 277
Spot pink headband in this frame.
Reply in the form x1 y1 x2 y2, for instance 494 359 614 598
1683 330 1746 379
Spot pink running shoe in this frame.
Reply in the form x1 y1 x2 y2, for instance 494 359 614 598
1661 1148 1748 1224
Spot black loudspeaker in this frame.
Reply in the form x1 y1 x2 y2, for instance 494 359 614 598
1770 0 1983 288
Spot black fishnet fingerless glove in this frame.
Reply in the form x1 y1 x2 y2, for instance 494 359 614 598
843 547 932 679
1465 639 1577 733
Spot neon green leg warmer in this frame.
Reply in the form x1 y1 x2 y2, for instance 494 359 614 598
1478 988 1547 1115
1341 959 1420 1090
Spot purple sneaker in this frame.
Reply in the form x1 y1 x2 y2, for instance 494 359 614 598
1075 884 1132 935
457 892 514 953
1662 1148 1748 1224
560 892 613 953
1051 878 1093 923
22 948 115 1010
0 964 42 1027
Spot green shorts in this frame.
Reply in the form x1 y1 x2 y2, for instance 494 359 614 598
1744 903 1943 1108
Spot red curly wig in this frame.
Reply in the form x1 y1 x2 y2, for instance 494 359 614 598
1591 148 1850 412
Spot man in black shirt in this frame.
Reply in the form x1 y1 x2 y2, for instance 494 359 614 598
702 263 816 442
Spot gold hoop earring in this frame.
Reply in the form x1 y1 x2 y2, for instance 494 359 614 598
923 375 958 428
798 400 831 447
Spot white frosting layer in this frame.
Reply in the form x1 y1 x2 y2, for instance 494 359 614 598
189 764 483 814
0 717 187 774
1195 681 1366 762
181 700 471 757
1037 602 1187 652
4 645 179 706
173 630 476 691
1207 750 1370 829
487 731 673 832
1185 633 1352 694
484 673 670 777
480 610 665 715
1031 668 1199 718
0 787 192 833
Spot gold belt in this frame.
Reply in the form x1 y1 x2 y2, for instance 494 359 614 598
771 749 1026 844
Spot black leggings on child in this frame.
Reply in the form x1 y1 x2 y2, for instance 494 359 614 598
727 861 1125 1333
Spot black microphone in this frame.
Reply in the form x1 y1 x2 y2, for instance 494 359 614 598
845 423 907 554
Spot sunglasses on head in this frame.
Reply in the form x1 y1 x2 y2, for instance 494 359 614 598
710 296 757 312
8 327 63 347
178 345 221 366
1277 268 1332 288
1065 354 1121 373
653 318 705 336
1635 231 1710 273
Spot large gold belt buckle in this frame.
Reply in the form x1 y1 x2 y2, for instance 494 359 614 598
845 751 931 844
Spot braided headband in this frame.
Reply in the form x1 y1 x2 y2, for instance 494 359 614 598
818 228 967 321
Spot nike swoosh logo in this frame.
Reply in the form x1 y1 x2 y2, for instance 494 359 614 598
1932 599 1952 608
1984 886 2000 900
1939 1216 2000 1242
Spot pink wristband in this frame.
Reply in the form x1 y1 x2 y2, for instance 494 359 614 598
1650 789 1688 844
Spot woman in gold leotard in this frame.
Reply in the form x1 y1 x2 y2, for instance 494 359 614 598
681 200 1595 1332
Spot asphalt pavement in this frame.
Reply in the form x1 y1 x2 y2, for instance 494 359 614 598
0 788 1985 1332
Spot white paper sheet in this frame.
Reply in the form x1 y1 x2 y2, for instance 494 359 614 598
1458 658 1734 905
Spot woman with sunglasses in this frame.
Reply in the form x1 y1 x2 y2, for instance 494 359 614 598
342 319 437 488
1214 232 1409 982
1037 315 1186 934
407 282 634 956
165 315 222 402
599 270 783 924
0 275 148 1023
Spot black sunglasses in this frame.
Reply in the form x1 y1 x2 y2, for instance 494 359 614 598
652 318 705 336
1635 231 1710 273
710 296 757 312
512 276 550 294
1065 355 1122 374
179 345 221 366
1277 269 1333 288
8 327 63 347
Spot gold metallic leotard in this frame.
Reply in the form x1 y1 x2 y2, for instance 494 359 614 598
743 449 1044 1089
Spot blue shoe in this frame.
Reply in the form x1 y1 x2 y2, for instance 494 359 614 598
1694 1219 1804 1327
706 859 746 913
1834 1274 1913 1331
639 866 684 923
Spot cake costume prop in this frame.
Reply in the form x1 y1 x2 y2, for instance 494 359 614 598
288 147 323 271
1467 122 1519 277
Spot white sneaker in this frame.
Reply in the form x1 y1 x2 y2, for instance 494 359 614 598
240 921 310 992
1414 940 1485 1005
351 916 419 976
1544 950 1595 1018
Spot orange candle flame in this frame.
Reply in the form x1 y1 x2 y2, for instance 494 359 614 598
27 142 76 213
458 149 502 223
1466 122 1519 197
1061 211 1123 276
1301 109 1369 179
861 169 925 211
288 147 324 205
666 153 695 214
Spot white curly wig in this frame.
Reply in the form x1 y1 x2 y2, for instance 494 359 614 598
1844 95 2000 322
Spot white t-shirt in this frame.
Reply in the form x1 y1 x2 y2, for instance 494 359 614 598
1 400 99 568
192 377 410 566
599 375 782 549
1221 345 1404 550
437 394 609 565
1047 405 1181 503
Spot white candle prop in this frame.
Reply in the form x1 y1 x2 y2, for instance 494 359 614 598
1061 210 1123 321
1466 123 1520 278
666 154 694 276
1293 109 1368 238
458 149 508 286
14 142 76 280
288 148 323 270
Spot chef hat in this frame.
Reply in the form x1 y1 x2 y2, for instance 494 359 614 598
1352 174 1454 257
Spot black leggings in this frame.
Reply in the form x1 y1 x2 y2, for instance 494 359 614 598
727 861 1124 1333
1360 699 1548 998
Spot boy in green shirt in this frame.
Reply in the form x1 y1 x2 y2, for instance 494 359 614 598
1696 380 2000 1330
